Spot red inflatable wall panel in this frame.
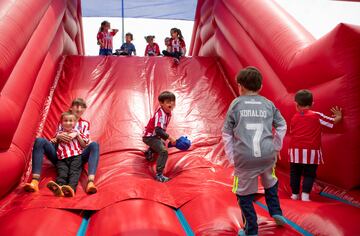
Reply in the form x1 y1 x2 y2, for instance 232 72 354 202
0 0 84 198
190 0 360 190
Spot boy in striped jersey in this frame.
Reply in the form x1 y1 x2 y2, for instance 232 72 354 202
143 91 177 182
223 67 287 236
24 98 99 194
47 112 86 197
289 89 342 201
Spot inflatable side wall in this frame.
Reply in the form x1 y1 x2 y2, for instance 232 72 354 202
190 0 360 190
0 0 84 198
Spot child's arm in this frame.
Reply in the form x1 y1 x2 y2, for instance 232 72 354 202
74 131 87 148
331 106 342 124
222 101 237 164
273 107 287 155
112 29 119 35
155 127 176 145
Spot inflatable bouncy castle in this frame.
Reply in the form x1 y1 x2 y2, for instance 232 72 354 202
0 0 359 235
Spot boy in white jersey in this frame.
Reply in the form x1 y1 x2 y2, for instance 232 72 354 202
47 112 87 197
222 67 287 236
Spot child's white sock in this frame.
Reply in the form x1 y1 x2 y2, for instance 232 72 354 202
291 194 299 200
301 192 310 201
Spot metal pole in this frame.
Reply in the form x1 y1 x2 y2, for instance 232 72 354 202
122 0 125 44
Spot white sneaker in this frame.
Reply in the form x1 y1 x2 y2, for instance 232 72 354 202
291 194 300 200
301 192 311 201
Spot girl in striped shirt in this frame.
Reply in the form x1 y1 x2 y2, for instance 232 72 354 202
47 112 87 197
289 90 342 201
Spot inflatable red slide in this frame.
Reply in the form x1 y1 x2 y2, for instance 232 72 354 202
0 0 359 235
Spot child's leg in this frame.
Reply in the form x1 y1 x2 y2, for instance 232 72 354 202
290 163 303 195
68 156 83 191
31 138 58 177
56 159 69 186
81 142 100 181
302 164 318 194
261 166 287 225
143 137 168 173
237 194 258 235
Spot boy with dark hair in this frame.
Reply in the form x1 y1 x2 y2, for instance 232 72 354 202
117 32 136 56
223 66 287 236
289 89 342 201
143 91 177 182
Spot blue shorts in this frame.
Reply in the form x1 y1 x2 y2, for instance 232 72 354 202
99 48 113 55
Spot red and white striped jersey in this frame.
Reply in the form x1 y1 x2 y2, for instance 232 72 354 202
169 38 186 53
57 129 82 159
97 31 116 49
56 117 90 144
288 109 335 164
143 107 171 137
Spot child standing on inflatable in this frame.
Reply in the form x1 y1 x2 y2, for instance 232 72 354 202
162 28 186 63
143 91 177 182
289 90 342 201
222 67 287 236
47 112 86 197
144 35 160 56
97 21 118 55
117 32 136 56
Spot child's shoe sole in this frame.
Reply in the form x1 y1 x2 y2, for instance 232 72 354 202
47 181 64 197
61 185 75 197
86 182 98 194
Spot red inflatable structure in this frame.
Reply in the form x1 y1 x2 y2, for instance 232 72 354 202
0 0 359 235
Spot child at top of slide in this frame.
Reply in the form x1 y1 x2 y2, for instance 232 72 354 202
47 112 86 197
144 35 160 56
162 28 186 62
222 67 288 236
97 21 118 56
142 91 177 182
117 32 136 56
288 89 342 201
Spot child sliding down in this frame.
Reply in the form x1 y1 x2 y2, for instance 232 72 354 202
143 91 177 182
47 112 87 197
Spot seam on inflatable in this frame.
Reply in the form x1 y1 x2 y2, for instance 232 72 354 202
22 56 66 183
319 192 360 208
175 208 195 236
77 211 91 236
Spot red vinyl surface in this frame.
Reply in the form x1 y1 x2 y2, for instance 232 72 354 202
0 0 360 235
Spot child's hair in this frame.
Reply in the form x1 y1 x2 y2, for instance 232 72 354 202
164 37 170 43
145 35 155 43
158 91 176 103
237 66 263 92
61 111 76 121
71 98 87 108
295 89 313 107
126 32 133 41
170 28 184 40
99 21 110 32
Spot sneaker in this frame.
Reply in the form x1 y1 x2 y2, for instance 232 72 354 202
144 149 154 161
273 215 287 226
61 185 75 197
47 181 64 197
155 173 170 182
301 192 311 201
238 229 257 236
86 181 98 194
291 194 300 200
24 179 39 192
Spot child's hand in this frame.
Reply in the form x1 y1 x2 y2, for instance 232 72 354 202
56 133 72 143
68 132 78 140
331 106 343 124
113 29 119 33
276 151 281 160
50 138 57 144
169 136 176 145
